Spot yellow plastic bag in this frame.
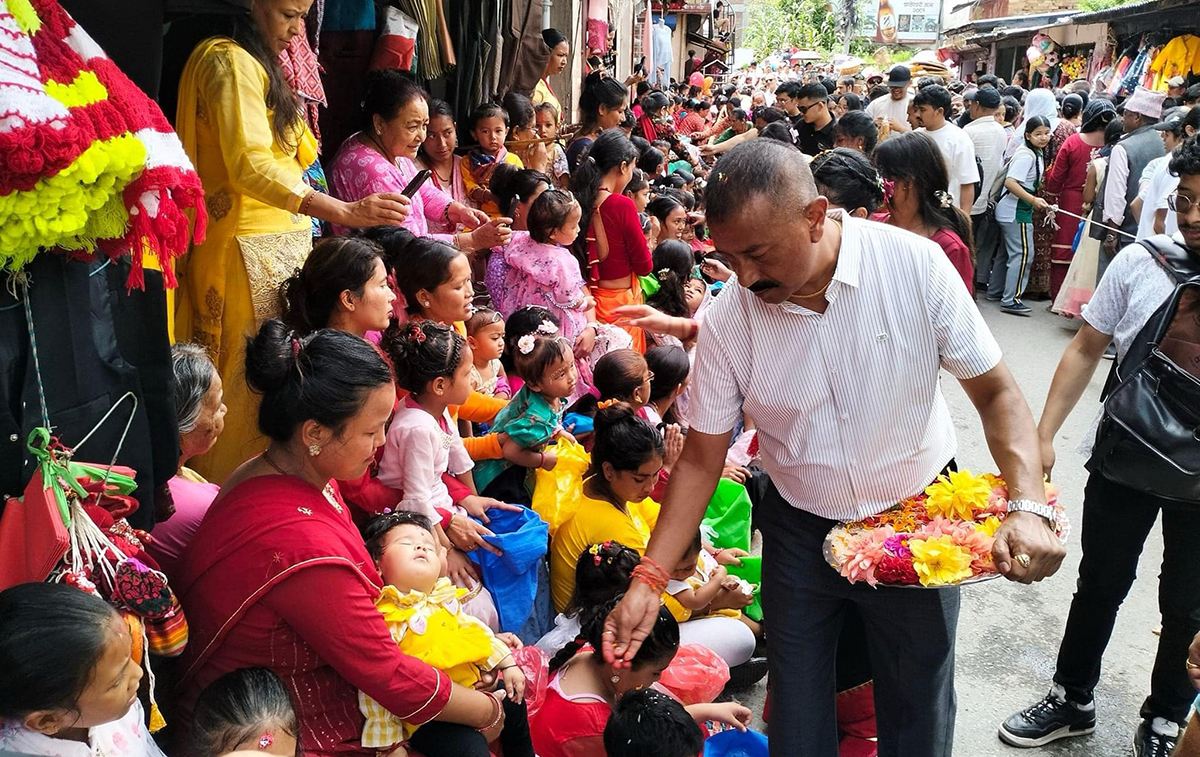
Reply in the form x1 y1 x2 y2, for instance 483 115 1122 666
531 438 591 537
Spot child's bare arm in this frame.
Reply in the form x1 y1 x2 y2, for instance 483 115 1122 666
672 566 727 610
500 437 554 469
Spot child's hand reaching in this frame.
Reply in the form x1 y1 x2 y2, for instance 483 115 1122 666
553 426 577 445
496 633 523 651
540 449 559 471
459 494 523 524
502 661 526 704
687 701 753 731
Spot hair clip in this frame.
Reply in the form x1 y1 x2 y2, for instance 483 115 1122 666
257 733 274 751
536 320 558 335
934 189 953 209
598 398 619 409
657 268 670 278
880 177 895 204
291 338 301 358
409 323 427 343
517 334 537 354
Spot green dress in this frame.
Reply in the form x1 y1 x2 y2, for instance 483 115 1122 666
473 386 564 492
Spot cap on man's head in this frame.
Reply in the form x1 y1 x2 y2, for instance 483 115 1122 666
1152 107 1187 134
1167 75 1187 89
887 65 911 88
1125 85 1166 120
965 87 1001 109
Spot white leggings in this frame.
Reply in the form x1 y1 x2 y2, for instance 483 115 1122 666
677 615 756 667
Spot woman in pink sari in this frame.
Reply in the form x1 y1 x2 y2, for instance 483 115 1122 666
418 100 472 232
329 71 510 254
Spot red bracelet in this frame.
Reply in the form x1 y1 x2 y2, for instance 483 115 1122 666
684 319 700 341
640 555 670 579
632 565 669 592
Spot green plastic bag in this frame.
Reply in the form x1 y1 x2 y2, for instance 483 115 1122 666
701 479 753 552
639 274 661 298
726 555 763 622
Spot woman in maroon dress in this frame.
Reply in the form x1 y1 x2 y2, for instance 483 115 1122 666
1042 99 1114 300
176 322 508 757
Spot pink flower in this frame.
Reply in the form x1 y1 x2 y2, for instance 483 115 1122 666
882 533 913 558
839 526 894 587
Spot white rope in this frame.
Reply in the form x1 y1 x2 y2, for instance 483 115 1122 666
1043 204 1138 240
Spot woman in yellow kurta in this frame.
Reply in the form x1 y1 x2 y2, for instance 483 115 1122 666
532 28 569 117
175 0 412 482
549 403 663 612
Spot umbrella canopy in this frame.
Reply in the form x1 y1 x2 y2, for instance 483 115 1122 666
790 50 822 61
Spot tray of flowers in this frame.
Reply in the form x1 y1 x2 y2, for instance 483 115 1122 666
824 470 1068 588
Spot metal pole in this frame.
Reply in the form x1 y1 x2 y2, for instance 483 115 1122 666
542 0 553 30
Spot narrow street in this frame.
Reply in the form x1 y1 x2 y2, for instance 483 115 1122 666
742 299 1166 756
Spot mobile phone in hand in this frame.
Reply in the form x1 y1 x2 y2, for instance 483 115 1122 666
401 169 432 197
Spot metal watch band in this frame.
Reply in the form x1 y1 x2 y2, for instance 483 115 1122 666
1007 498 1056 524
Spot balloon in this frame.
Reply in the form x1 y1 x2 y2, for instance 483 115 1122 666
689 71 703 87
703 75 714 93
1045 52 1060 67
1027 46 1042 63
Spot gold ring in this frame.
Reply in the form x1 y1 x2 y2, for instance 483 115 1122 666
1187 660 1200 670
1014 554 1032 569
602 630 615 636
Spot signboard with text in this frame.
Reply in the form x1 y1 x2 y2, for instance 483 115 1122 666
872 0 939 43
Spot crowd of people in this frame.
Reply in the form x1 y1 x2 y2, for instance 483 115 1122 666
3 3 1200 757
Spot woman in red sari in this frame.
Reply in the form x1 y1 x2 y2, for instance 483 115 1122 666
175 322 507 757
1042 98 1112 300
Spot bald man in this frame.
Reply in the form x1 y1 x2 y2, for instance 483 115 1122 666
605 140 1065 757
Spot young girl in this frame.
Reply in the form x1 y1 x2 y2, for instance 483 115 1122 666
473 333 578 501
644 344 691 428
462 104 524 217
534 102 570 189
281 237 395 338
496 190 596 352
529 598 751 757
684 276 707 318
359 511 533 757
646 240 696 324
0 583 165 757
504 93 550 176
994 115 1051 316
191 667 299 757
872 132 976 295
378 320 512 623
603 689 705 757
664 533 758 637
810 147 886 219
465 309 510 399
536 541 641 655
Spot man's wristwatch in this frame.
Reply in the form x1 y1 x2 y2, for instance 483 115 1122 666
1007 498 1057 528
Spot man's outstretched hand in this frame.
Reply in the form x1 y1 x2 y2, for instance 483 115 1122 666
601 580 662 666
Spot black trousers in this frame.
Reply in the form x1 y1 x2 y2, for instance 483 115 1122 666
1053 472 1200 726
760 484 959 757
407 697 533 757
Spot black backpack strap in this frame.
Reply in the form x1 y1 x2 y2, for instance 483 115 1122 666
1139 234 1200 285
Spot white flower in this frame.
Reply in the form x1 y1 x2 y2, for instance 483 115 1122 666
518 334 537 354
536 320 558 335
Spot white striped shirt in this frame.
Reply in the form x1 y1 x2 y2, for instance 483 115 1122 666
690 214 1003 521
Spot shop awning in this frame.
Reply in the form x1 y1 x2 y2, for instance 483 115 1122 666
687 31 729 54
942 10 1079 40
1069 0 1195 24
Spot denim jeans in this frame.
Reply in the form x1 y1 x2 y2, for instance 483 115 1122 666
998 220 1034 306
1053 472 1200 726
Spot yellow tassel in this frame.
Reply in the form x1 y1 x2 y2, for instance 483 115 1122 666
149 702 166 733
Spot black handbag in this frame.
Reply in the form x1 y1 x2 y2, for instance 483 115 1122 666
1086 235 1200 502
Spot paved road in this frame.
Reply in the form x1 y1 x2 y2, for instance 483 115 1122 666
735 299 1166 756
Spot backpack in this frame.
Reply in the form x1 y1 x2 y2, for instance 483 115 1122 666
1086 234 1200 502
986 153 1014 208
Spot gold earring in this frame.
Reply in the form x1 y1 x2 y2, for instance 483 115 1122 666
308 444 321 457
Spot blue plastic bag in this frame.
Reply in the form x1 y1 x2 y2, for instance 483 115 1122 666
704 728 769 757
472 505 549 633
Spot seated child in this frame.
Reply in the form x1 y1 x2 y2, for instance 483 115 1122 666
664 533 760 638
644 344 690 428
603 689 705 757
473 332 578 502
534 102 570 188
500 306 561 395
465 308 510 399
530 598 751 757
462 103 524 217
536 540 641 654
359 511 533 757
0 583 168 757
192 667 299 757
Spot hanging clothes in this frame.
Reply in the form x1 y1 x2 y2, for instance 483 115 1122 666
650 18 673 88
587 0 608 54
1148 34 1200 89
499 0 550 98
279 22 326 147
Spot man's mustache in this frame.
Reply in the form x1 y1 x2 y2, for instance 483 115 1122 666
748 280 781 293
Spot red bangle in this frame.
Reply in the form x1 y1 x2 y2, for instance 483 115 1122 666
684 319 700 341
476 695 502 733
632 565 669 592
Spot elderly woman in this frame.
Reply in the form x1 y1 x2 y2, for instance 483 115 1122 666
145 344 227 578
177 322 507 757
329 70 510 252
175 0 410 483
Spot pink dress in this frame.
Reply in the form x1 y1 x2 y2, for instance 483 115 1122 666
146 468 219 580
328 133 455 240
494 231 590 344
377 397 473 523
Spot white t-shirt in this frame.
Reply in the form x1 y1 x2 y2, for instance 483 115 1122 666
994 145 1040 224
867 94 911 139
964 118 1009 215
920 122 978 208
1136 155 1180 241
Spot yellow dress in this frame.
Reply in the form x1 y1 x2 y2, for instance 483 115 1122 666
461 151 524 218
549 485 660 612
360 579 511 747
174 37 318 483
531 79 561 117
